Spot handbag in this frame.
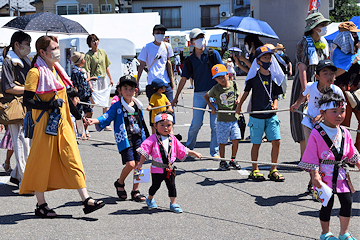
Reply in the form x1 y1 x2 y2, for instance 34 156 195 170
0 96 26 125
0 63 26 125
344 89 360 110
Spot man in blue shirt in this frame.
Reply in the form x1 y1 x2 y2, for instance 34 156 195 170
172 28 223 158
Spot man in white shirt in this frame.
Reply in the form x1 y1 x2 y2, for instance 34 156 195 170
137 24 174 104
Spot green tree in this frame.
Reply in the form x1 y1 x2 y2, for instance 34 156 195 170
330 0 360 22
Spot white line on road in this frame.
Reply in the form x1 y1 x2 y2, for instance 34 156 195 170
0 176 10 184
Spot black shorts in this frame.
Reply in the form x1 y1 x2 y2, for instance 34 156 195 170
120 134 142 165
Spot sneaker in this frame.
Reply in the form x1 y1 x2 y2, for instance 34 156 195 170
229 160 241 170
170 203 183 213
146 197 158 209
219 160 230 171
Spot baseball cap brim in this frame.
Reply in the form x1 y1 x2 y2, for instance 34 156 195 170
316 65 337 74
212 71 227 79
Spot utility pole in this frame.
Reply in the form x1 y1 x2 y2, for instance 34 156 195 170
8 0 13 17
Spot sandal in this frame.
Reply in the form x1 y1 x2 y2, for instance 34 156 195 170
35 203 57 218
339 232 356 240
131 190 146 202
268 169 285 182
2 163 12 174
114 179 127 201
82 197 105 214
248 170 265 181
320 232 338 240
170 203 183 213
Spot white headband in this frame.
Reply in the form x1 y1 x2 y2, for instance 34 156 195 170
154 113 174 123
320 101 346 111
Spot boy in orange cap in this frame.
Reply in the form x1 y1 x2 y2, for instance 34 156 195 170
204 64 242 170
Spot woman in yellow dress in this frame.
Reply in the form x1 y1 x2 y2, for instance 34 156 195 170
19 35 105 218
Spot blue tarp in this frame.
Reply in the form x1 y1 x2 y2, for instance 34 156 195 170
325 16 360 42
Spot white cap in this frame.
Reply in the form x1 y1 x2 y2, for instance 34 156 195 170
189 28 204 40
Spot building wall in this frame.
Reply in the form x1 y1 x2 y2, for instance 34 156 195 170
250 0 330 64
132 0 231 31
34 0 117 14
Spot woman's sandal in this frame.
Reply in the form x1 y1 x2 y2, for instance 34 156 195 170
82 197 105 214
320 232 338 240
268 169 285 182
248 170 266 181
131 190 146 202
34 203 57 218
2 163 12 174
114 179 127 201
339 232 356 240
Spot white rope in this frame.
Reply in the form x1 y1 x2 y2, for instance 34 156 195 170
292 109 360 133
203 155 360 172
79 101 103 107
174 104 289 114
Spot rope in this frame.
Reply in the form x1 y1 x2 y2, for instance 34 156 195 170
202 155 360 172
79 101 103 107
292 109 360 133
175 104 290 114
76 137 117 145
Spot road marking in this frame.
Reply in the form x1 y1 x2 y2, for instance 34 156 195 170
0 176 10 184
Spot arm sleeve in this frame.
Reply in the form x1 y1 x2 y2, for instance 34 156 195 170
137 46 147 63
68 98 82 120
84 53 91 73
71 71 80 89
207 85 216 98
298 130 320 171
181 59 190 79
1 59 16 91
214 50 224 65
96 104 117 130
104 50 111 67
244 78 253 92
166 43 174 58
173 136 188 161
149 94 156 106
136 137 154 160
302 82 312 96
344 129 360 165
23 90 54 111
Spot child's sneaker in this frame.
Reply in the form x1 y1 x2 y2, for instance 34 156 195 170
320 232 338 240
146 197 158 209
219 160 230 171
170 203 183 213
229 160 241 170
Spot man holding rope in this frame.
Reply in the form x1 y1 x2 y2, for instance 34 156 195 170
172 28 223 158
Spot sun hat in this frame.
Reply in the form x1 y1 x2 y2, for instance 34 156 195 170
151 78 167 90
338 21 360 32
254 46 273 59
304 12 330 32
189 28 205 40
227 58 232 62
211 64 227 79
70 52 85 65
275 43 284 50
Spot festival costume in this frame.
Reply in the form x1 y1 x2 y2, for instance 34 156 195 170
20 59 86 194
96 97 148 154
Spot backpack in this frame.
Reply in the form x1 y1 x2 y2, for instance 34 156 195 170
184 48 217 78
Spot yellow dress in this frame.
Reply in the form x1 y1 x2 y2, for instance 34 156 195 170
19 67 86 194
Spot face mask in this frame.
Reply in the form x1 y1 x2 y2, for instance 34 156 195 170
154 34 165 43
260 60 272 70
277 50 283 56
194 38 206 49
19 45 31 57
318 26 327 37
49 49 60 61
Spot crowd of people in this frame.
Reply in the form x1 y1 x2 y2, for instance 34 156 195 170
0 14 360 240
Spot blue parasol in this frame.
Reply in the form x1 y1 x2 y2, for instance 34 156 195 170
228 47 242 52
2 12 88 35
215 16 279 39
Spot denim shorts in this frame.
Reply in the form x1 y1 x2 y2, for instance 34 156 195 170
216 120 241 144
248 115 281 144
120 134 142 164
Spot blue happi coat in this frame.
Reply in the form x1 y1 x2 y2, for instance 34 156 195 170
96 100 148 153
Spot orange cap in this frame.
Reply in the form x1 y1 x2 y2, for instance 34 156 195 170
211 64 227 79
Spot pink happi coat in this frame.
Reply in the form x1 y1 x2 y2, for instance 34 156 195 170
137 134 189 174
299 126 359 193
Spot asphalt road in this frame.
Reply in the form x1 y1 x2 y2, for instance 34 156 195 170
0 76 359 239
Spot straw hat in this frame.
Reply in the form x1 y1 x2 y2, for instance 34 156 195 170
71 52 85 65
338 21 360 32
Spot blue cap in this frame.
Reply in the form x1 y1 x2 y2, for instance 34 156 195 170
254 46 273 59
151 78 168 89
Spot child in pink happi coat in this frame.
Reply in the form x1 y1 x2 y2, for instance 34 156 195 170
136 111 201 213
299 89 360 240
